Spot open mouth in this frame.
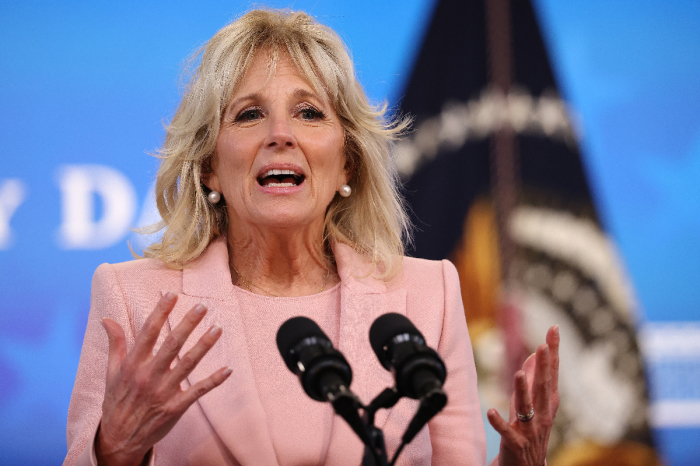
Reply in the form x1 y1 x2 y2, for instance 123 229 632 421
257 169 305 188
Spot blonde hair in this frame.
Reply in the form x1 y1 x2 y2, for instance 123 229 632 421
144 8 410 277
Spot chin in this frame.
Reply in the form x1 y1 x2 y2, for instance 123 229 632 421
252 209 321 230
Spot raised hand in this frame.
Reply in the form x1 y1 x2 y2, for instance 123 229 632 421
487 325 560 466
96 292 231 466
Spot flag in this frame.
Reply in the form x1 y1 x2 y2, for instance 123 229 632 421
396 0 660 463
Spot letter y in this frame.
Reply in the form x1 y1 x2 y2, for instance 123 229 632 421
0 179 27 249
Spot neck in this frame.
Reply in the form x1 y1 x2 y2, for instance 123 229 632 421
226 222 339 297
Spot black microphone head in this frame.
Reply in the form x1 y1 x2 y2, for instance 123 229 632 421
369 313 425 370
277 316 329 373
277 316 353 402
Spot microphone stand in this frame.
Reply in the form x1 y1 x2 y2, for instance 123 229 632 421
360 388 402 466
361 428 388 466
391 387 447 463
336 386 446 466
324 387 388 466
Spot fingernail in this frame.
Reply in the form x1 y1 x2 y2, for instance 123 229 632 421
209 325 222 337
194 303 207 315
164 291 176 301
222 367 232 377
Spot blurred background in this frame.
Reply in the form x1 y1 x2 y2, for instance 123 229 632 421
0 0 698 465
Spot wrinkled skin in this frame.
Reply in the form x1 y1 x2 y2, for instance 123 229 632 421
96 293 231 466
488 325 560 466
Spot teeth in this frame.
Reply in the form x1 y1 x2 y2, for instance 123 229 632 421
261 169 300 178
266 182 296 187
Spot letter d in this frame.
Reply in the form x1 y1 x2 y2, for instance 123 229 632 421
58 165 137 249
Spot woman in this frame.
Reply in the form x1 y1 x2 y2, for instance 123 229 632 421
65 9 559 466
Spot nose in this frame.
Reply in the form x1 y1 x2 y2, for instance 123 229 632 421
264 114 296 149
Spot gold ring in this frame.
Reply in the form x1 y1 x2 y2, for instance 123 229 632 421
516 406 535 422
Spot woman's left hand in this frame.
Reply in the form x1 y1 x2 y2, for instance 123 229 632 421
487 325 560 466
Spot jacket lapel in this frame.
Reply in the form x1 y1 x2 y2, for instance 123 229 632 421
168 237 278 465
333 243 407 429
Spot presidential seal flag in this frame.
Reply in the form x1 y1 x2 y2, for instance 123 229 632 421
395 0 661 464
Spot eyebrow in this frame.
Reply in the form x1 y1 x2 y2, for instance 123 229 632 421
292 88 320 100
226 92 262 113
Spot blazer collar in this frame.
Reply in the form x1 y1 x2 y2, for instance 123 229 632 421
332 242 406 428
168 236 278 464
181 236 236 302
332 242 388 294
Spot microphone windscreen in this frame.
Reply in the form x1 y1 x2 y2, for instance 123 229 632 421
277 316 329 372
369 313 425 368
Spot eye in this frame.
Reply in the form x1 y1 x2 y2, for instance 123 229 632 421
235 107 263 123
298 106 326 121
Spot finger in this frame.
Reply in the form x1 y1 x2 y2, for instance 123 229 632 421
132 292 178 360
532 343 551 417
487 409 517 441
508 352 536 421
513 370 534 424
546 325 560 398
169 324 222 384
521 352 537 386
102 318 127 380
489 409 537 463
151 303 208 374
178 366 232 409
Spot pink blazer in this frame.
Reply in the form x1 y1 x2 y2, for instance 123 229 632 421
64 238 488 465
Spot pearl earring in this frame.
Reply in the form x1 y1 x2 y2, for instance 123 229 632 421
339 184 352 198
207 191 221 204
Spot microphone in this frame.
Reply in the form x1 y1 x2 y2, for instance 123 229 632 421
369 313 447 399
277 316 374 452
369 313 448 450
276 316 353 402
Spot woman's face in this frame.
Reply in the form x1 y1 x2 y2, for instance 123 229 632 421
205 52 348 234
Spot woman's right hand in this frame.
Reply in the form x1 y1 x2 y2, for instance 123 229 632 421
96 292 232 466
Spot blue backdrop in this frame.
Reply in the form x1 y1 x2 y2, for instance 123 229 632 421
1 1 698 464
